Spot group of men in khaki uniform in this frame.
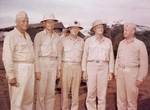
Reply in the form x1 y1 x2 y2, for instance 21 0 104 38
2 11 148 110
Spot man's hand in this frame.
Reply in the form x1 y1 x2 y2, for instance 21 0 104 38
136 80 143 88
108 73 113 81
82 71 88 81
113 73 117 80
8 78 18 87
35 72 41 80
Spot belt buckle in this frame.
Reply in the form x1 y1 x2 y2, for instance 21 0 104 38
96 60 100 63
50 56 57 58
122 65 126 69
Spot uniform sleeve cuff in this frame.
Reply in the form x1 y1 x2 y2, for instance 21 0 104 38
6 73 16 80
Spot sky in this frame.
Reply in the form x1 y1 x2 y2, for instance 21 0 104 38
0 0 150 29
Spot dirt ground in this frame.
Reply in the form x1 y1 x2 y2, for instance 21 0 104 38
1 70 150 110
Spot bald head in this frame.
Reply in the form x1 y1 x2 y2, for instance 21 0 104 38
15 11 29 32
123 23 136 38
124 23 136 30
16 11 28 22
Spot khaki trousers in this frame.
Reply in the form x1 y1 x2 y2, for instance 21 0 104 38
61 63 82 110
9 63 35 110
116 67 139 110
86 62 109 110
36 57 57 110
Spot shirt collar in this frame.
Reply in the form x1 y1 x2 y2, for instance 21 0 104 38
94 35 105 43
14 28 28 38
44 29 56 37
124 37 135 44
68 35 80 41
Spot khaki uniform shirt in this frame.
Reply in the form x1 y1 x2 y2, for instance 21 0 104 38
61 36 84 63
82 36 114 73
2 28 34 79
115 38 148 81
34 30 62 72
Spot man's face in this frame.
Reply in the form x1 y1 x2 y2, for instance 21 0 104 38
45 20 56 30
93 24 104 35
124 24 135 38
16 17 29 31
70 27 81 36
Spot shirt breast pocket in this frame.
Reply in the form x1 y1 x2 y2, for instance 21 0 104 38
41 40 51 52
64 45 72 52
98 46 110 61
89 45 97 53
41 40 51 47
16 42 28 52
74 44 83 52
102 46 110 54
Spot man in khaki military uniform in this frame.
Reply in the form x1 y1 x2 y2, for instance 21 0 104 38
61 21 84 110
82 20 114 110
34 14 61 110
2 11 35 110
115 23 148 110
